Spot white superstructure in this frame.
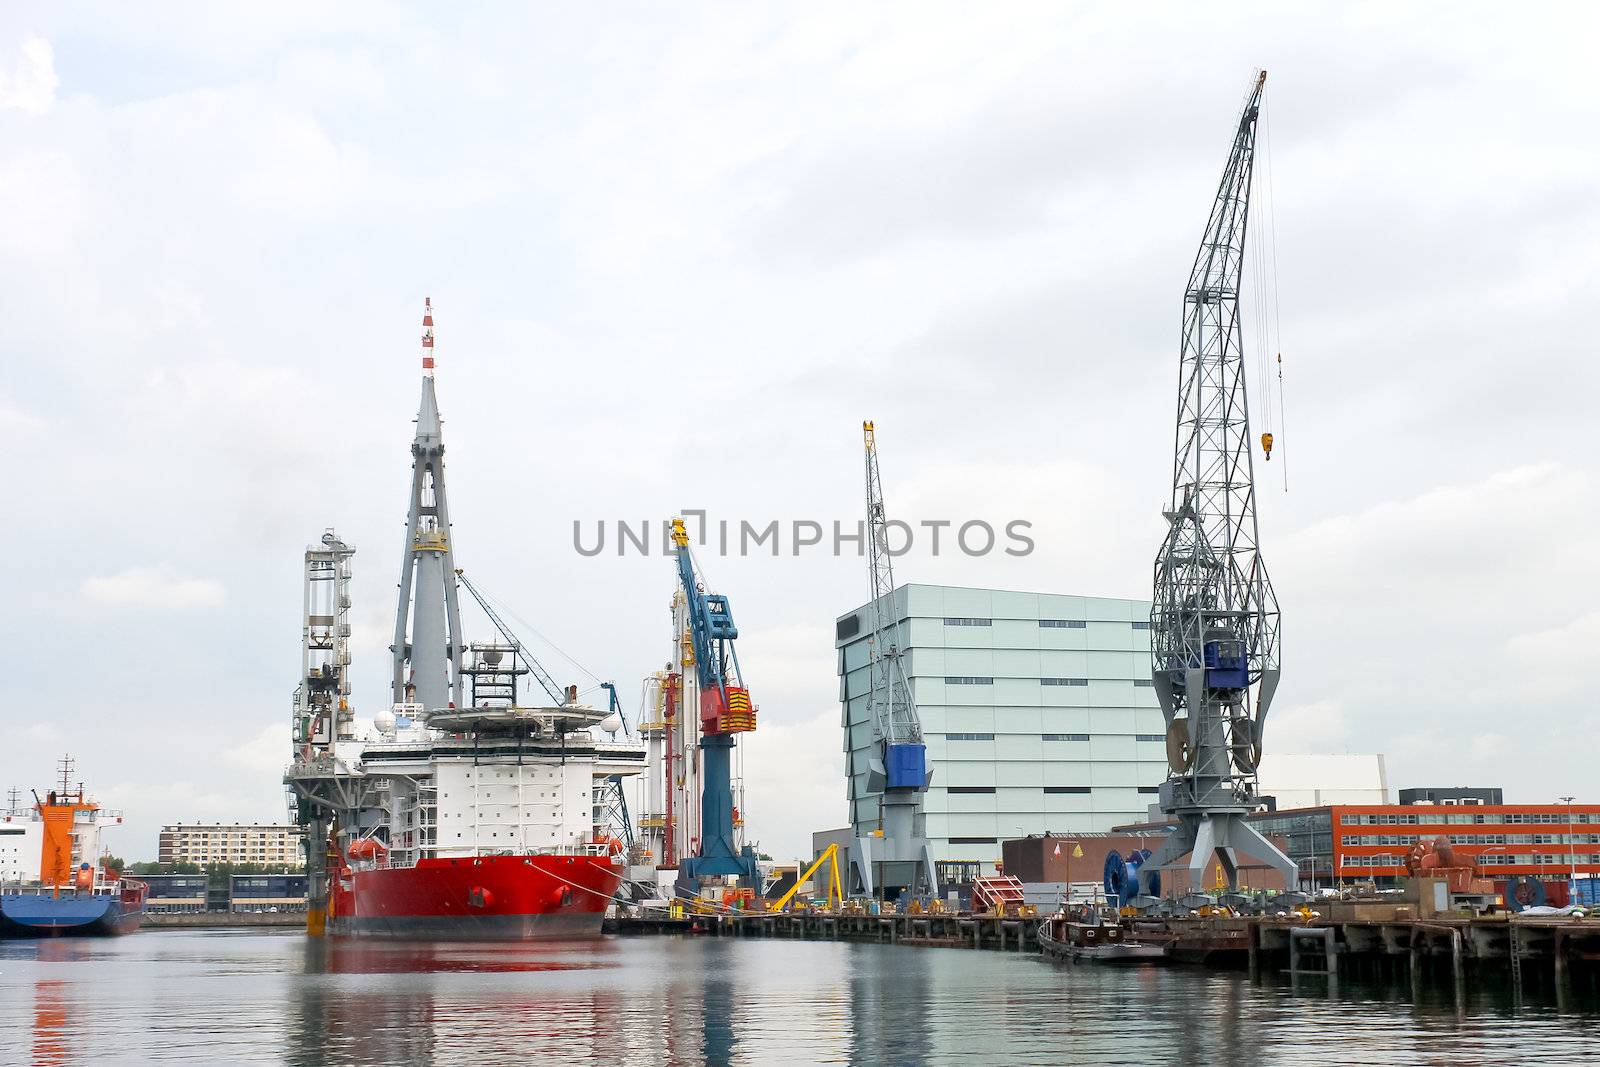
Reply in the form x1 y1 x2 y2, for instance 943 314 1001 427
355 703 644 868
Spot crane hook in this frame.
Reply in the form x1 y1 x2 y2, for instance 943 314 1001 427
1260 431 1274 462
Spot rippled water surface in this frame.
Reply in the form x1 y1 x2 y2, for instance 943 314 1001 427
2 930 1597 1064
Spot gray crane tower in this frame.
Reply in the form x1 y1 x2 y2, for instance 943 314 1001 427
1139 72 1297 896
852 421 937 900
391 297 467 716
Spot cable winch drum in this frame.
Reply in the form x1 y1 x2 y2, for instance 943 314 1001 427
1166 718 1195 774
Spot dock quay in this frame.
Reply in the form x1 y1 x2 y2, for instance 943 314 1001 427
613 910 1600 991
611 911 1042 952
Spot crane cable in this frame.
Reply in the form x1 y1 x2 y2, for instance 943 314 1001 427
1250 85 1289 493
479 584 603 685
1263 89 1289 493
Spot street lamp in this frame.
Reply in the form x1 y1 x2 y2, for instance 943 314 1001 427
1559 796 1577 883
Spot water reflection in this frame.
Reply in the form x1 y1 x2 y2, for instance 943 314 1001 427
849 945 931 1066
31 979 69 1067
287 938 635 1066
3 932 1597 1066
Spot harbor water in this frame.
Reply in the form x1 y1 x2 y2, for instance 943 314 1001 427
2 930 1596 1065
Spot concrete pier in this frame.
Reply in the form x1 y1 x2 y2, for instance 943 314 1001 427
612 910 1600 993
611 911 1041 952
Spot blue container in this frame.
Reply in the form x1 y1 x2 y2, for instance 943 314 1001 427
1571 878 1600 906
885 743 926 789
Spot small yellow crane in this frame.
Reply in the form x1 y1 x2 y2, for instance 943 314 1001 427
768 844 845 912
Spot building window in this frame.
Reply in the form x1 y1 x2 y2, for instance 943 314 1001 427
943 617 992 627
1042 733 1089 742
945 676 994 685
1044 786 1092 795
946 732 995 741
948 837 998 845
1040 677 1088 687
1137 786 1159 794
1132 679 1155 688
1135 734 1163 742
1131 621 1151 630
836 614 861 640
1038 619 1086 629
947 786 996 795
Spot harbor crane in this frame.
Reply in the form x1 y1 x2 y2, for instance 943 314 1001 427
1139 71 1297 896
853 422 937 900
669 517 762 894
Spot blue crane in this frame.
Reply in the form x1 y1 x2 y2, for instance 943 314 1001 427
670 518 761 892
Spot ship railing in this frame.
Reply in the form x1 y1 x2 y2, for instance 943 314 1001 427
1 881 124 897
454 842 616 860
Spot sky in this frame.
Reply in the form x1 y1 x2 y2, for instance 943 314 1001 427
4 3 1598 863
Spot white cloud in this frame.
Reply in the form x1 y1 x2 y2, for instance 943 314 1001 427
81 567 226 613
1497 612 1600 702
5 7 1600 859
1263 699 1351 755
0 403 46 435
101 778 285 858
740 707 847 862
0 37 57 115
223 723 289 776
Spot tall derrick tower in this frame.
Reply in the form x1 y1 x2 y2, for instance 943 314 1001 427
292 530 356 756
286 529 375 936
1140 73 1295 895
390 297 466 716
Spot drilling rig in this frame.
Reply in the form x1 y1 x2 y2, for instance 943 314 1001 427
1139 71 1296 895
852 421 937 900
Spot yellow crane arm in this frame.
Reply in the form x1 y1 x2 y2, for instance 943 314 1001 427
770 844 844 912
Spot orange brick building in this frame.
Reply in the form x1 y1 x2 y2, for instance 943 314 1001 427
1251 802 1600 886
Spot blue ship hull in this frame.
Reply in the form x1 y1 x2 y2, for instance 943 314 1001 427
0 892 144 938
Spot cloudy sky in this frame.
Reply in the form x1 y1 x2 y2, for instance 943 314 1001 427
5 3 1597 862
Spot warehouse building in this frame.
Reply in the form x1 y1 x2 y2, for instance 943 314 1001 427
836 583 1167 865
140 874 210 913
230 873 308 912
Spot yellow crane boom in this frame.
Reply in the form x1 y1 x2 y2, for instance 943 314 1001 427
769 844 844 912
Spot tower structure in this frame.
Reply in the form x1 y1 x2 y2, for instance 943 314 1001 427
390 297 466 716
1141 72 1295 894
852 421 936 899
292 530 356 756
669 518 760 893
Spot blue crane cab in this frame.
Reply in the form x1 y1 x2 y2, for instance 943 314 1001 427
1203 633 1249 689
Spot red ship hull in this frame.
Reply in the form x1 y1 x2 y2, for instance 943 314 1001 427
329 854 622 940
